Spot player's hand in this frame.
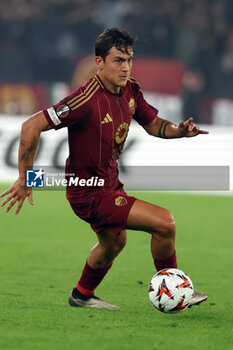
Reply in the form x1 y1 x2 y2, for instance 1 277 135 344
178 118 209 137
0 178 34 215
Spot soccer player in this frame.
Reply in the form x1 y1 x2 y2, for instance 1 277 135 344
0 28 208 309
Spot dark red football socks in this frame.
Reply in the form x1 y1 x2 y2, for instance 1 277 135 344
75 253 177 297
76 262 112 295
153 251 177 271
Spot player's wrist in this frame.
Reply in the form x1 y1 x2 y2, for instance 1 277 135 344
158 121 171 138
159 123 183 139
18 173 26 181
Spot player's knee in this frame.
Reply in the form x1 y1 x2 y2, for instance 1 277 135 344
158 211 176 239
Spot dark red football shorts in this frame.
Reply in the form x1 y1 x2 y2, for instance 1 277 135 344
67 188 136 235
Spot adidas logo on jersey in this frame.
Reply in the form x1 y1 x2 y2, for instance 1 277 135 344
101 113 113 124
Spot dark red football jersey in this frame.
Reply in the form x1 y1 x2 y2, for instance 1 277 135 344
43 74 158 195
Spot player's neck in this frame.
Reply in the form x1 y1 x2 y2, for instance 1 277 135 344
97 73 121 94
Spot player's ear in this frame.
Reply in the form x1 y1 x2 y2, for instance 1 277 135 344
95 56 104 70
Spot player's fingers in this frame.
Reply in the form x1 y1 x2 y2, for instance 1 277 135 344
0 188 12 198
189 124 195 131
183 117 193 126
15 199 25 215
190 125 198 132
179 122 189 131
198 130 209 134
1 194 14 207
28 192 34 205
5 198 18 213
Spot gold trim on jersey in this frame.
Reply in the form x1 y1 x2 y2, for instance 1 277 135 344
128 76 143 93
95 75 104 89
67 76 104 111
68 79 97 105
128 76 139 85
69 81 98 109
72 84 100 111
101 113 113 124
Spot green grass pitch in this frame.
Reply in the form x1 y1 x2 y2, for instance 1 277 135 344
0 185 233 350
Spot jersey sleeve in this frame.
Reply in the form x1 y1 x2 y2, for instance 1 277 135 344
43 86 92 130
131 79 158 125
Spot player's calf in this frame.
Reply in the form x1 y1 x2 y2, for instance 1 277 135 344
100 240 126 265
88 231 127 269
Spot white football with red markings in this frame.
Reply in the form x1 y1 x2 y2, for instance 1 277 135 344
148 268 194 313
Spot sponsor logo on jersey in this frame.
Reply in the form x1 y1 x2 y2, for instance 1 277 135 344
55 104 70 118
26 169 44 187
47 106 61 126
115 122 129 144
101 113 113 124
115 196 128 206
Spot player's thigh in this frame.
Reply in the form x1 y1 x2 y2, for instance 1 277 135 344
126 199 175 236
96 229 127 252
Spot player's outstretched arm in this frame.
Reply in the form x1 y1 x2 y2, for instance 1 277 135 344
0 111 51 215
143 116 209 139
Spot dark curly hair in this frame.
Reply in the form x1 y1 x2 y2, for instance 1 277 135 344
95 27 135 60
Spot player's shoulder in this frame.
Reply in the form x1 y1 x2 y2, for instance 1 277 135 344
67 76 101 101
127 76 140 86
64 76 102 111
126 76 143 94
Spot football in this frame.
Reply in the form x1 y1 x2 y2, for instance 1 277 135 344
148 268 194 313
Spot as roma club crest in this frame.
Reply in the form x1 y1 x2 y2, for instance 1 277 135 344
115 196 128 206
129 98 136 114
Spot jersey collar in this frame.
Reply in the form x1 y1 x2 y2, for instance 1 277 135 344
95 74 124 96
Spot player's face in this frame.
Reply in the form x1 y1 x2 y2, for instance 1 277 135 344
96 46 134 94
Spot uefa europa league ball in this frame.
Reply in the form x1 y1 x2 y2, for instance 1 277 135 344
148 268 194 313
